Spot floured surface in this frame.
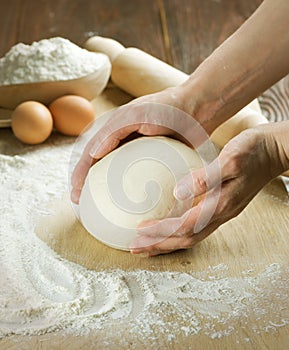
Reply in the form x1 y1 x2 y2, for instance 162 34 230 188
1 87 289 349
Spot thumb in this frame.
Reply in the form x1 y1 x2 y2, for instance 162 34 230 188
174 158 222 200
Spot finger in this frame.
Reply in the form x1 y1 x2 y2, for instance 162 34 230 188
70 157 95 204
88 102 152 158
133 189 220 241
148 250 175 257
136 200 207 239
173 150 235 201
152 220 220 256
71 187 81 204
89 123 141 159
130 249 174 258
130 215 193 252
89 100 207 158
70 132 101 203
132 216 189 250
135 208 195 241
71 152 96 187
130 235 191 254
131 217 221 256
136 216 186 238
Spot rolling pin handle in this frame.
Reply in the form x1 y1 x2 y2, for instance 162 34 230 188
84 36 125 63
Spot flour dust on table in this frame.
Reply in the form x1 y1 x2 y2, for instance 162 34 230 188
0 128 289 347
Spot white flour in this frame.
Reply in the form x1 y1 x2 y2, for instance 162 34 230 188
0 128 289 348
0 37 105 85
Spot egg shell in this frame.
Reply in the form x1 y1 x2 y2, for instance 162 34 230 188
49 95 96 136
11 101 53 144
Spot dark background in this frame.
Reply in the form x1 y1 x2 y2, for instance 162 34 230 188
0 0 262 74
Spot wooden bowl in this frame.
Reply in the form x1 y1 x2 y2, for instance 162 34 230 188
0 53 111 110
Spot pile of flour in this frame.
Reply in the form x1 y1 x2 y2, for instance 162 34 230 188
0 37 105 85
0 128 289 347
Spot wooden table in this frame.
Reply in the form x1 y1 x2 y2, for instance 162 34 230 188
1 1 289 349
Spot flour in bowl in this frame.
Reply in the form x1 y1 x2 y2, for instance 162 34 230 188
0 37 107 85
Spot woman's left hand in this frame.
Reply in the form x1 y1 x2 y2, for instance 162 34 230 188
130 124 287 257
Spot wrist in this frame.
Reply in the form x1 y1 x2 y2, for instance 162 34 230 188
177 49 261 135
177 75 224 135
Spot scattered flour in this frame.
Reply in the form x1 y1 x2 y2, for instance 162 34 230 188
0 128 289 347
0 37 106 85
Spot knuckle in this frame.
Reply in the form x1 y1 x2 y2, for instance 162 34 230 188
194 175 207 193
178 216 193 237
139 124 157 135
228 156 242 176
222 146 243 177
179 237 193 249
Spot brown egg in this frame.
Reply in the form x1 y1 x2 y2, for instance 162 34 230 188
49 95 96 136
11 101 53 144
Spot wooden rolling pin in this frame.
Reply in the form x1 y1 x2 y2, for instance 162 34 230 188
84 36 188 97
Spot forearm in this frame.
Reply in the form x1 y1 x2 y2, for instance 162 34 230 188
179 0 289 133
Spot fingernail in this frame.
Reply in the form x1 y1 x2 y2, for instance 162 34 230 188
89 141 101 158
174 183 193 200
131 252 150 258
71 189 80 204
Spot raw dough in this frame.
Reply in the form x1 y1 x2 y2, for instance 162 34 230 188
79 136 203 250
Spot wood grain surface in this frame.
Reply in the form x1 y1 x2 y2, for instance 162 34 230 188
1 1 288 349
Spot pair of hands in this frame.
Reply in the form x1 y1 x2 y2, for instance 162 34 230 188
71 89 280 257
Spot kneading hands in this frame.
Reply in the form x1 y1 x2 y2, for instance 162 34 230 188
72 0 289 256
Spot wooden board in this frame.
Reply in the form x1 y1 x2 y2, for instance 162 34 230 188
0 0 166 60
163 0 263 72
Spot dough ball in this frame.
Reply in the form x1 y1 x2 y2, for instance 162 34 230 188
79 136 203 250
